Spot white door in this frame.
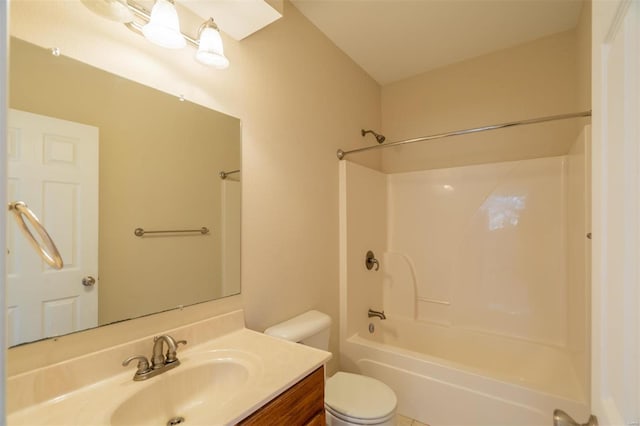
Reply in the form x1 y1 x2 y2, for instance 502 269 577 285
592 0 640 425
7 109 98 346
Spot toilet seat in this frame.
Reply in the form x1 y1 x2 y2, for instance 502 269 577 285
325 372 397 424
325 404 396 425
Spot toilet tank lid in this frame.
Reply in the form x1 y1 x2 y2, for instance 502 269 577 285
264 310 331 342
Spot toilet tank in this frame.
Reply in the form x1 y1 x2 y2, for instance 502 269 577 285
264 310 331 351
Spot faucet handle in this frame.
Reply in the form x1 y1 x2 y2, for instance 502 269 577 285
166 340 187 363
122 355 151 375
365 251 380 271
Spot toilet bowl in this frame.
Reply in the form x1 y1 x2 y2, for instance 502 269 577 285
264 310 397 426
325 372 396 426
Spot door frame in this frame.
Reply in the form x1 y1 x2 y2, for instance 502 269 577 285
1 0 9 421
591 0 640 424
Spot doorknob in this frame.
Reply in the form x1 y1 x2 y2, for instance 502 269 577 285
82 276 96 287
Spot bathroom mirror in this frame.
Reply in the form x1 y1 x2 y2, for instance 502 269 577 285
6 37 241 347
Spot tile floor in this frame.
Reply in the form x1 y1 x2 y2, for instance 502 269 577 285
396 414 430 426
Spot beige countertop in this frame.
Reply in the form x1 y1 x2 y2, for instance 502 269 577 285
7 312 331 425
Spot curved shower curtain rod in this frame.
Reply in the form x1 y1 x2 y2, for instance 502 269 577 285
337 110 592 160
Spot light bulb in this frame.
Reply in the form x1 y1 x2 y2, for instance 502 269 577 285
142 0 186 49
195 19 229 69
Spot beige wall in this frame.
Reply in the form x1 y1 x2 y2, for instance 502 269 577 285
9 38 241 326
8 0 381 374
229 4 380 368
576 0 592 112
339 161 386 343
379 22 591 173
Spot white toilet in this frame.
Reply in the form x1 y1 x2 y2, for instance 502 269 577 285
264 310 397 426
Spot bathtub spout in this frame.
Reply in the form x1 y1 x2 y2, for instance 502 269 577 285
553 409 598 426
368 309 386 320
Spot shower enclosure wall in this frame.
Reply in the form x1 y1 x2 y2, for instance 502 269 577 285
338 127 591 426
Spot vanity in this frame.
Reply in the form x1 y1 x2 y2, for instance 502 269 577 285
239 367 325 425
6 310 331 425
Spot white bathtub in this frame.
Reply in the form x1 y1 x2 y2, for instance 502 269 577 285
339 317 589 426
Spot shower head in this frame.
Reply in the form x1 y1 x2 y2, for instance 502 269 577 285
361 129 386 144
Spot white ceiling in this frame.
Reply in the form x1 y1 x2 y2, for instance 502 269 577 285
180 0 282 41
290 0 584 85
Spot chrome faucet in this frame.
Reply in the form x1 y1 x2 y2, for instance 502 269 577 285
368 308 386 320
122 334 187 381
151 335 184 368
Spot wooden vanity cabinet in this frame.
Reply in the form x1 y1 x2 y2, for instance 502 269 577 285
238 366 325 426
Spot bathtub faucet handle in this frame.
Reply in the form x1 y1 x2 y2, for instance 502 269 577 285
365 251 380 271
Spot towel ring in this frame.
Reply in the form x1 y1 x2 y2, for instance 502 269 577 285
8 201 64 269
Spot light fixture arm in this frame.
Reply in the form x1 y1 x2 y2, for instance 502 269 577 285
198 17 220 37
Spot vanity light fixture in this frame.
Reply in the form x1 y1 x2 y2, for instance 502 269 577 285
142 0 186 49
81 0 229 68
195 18 229 69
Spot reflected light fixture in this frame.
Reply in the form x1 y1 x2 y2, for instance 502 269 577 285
81 0 229 68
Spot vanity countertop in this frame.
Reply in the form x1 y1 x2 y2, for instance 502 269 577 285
7 327 331 425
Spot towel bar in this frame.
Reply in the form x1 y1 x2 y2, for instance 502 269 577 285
134 227 210 237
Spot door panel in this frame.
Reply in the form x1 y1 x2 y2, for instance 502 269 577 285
6 109 98 346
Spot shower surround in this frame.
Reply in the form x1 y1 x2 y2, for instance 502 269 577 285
338 128 590 425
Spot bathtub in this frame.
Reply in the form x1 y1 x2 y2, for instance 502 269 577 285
339 317 589 426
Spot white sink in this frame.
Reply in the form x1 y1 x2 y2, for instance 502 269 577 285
7 327 331 426
110 350 260 426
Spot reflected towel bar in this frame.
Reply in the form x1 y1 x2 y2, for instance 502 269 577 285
134 227 210 237
219 169 240 179
337 110 592 160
